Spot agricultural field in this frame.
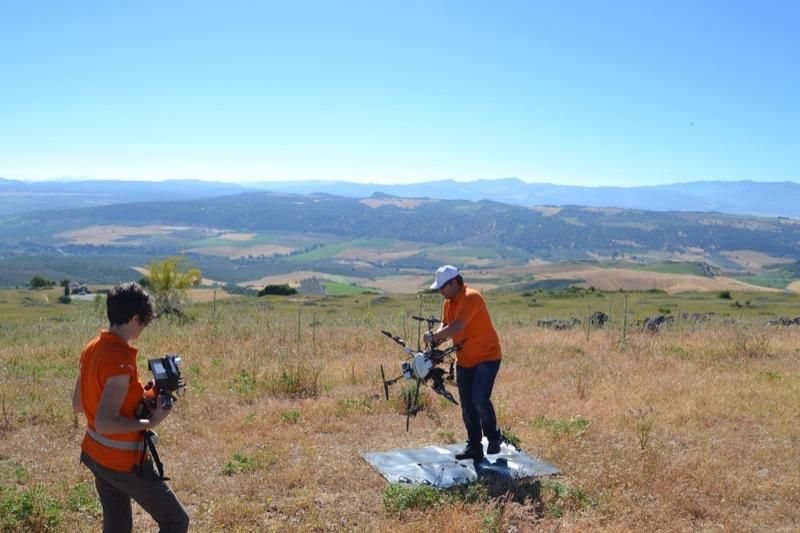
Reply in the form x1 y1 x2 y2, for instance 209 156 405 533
2 288 800 531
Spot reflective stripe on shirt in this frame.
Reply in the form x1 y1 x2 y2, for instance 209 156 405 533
86 429 145 452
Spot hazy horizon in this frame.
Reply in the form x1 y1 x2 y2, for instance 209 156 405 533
5 175 800 189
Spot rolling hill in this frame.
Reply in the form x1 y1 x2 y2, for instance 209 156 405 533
1 191 799 291
4 177 800 218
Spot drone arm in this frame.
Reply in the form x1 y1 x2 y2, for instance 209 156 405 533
425 319 465 345
381 330 407 347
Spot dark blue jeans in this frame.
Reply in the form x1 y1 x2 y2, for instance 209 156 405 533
456 360 501 449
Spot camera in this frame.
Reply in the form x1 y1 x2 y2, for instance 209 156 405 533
135 354 186 418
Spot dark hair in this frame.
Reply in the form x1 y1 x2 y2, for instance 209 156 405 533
453 274 464 288
107 282 155 327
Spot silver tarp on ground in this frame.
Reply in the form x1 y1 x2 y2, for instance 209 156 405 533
363 439 560 489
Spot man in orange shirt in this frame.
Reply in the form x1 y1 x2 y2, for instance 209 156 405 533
72 282 189 533
424 265 502 461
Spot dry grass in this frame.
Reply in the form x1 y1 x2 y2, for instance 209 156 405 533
531 266 775 293
55 225 191 245
1 295 799 531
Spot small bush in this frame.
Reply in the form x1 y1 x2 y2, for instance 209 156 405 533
481 508 502 532
258 284 298 296
222 452 262 476
500 428 522 449
394 382 427 415
280 409 301 423
628 407 656 450
230 370 257 397
383 484 441 513
437 429 456 443
267 359 321 398
445 482 489 504
540 479 596 518
759 370 782 382
718 290 732 299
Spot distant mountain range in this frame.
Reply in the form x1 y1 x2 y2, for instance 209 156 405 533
2 177 799 218
0 178 256 215
2 187 799 287
3 189 800 261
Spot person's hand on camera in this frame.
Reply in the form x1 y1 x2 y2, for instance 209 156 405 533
147 396 172 427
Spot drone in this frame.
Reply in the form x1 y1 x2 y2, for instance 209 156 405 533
380 315 465 431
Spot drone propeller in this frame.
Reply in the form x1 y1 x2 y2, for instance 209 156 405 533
380 364 403 400
427 367 459 405
431 381 458 405
411 315 442 329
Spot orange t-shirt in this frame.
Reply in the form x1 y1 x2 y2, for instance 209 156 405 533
442 285 502 368
79 331 145 471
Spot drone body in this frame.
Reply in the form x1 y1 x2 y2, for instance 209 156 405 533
380 316 464 431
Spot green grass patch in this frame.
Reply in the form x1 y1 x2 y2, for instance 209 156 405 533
532 415 590 437
280 409 301 423
383 483 441 513
286 242 352 263
541 479 596 518
0 482 63 531
633 262 710 276
229 369 257 396
335 398 372 415
758 370 783 382
734 273 795 289
222 452 263 476
322 280 373 296
66 482 101 515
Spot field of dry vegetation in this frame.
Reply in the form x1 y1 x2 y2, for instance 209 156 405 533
1 291 799 532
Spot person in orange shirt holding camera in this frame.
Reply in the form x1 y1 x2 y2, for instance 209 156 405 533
72 282 189 533
424 265 502 461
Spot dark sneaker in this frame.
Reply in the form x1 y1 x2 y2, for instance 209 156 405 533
487 439 501 454
454 446 484 461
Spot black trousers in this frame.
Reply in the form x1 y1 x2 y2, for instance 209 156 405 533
80 451 189 533
456 360 501 448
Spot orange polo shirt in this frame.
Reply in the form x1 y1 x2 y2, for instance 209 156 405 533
79 331 145 471
442 285 502 368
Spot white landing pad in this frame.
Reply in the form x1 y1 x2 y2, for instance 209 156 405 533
363 439 559 489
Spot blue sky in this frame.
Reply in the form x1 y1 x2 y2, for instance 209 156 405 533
0 1 797 186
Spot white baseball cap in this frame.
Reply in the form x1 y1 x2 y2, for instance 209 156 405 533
430 265 459 290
